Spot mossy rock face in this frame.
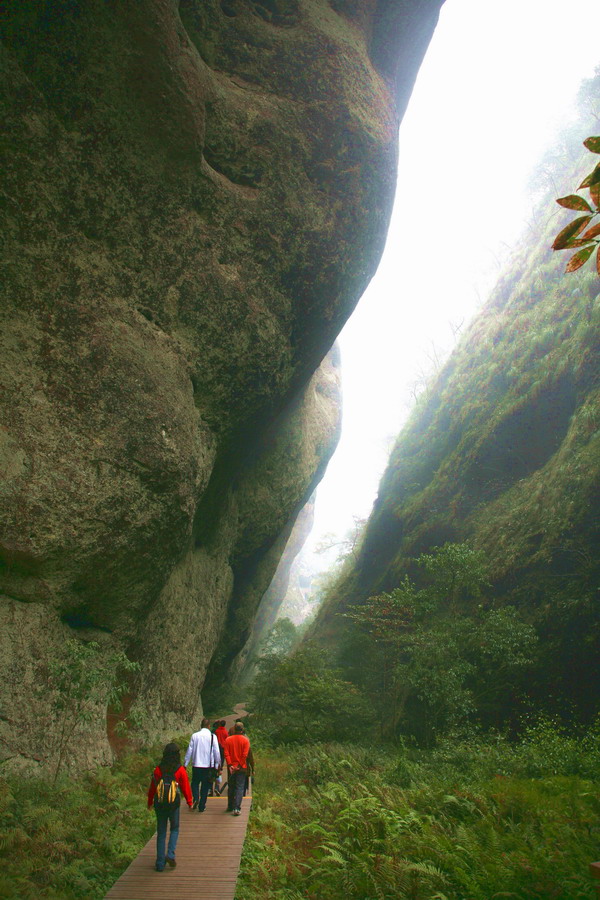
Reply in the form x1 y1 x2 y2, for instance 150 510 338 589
0 1 442 766
233 492 316 683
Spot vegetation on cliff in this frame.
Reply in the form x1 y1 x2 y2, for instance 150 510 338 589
312 69 600 739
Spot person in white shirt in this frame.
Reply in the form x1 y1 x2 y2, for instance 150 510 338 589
184 717 222 812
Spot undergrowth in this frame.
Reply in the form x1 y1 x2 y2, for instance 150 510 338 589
237 724 600 900
1 724 598 898
0 736 190 900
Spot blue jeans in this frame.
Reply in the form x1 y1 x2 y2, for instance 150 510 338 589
155 803 180 869
227 769 246 811
191 767 213 811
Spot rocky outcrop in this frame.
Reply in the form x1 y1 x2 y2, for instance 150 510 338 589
0 0 442 768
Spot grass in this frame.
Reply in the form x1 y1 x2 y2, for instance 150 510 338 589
0 725 598 898
0 737 192 900
237 727 600 900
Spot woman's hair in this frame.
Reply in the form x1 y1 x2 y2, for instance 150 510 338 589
159 742 181 775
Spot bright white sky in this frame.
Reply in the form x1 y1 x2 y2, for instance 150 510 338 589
304 0 600 572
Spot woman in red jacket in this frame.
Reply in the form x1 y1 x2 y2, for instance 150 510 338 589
147 742 193 871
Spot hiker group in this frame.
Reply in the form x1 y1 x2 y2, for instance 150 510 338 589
147 716 254 872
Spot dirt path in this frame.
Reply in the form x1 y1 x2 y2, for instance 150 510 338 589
219 702 249 731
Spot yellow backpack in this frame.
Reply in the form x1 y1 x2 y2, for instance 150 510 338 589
153 770 180 811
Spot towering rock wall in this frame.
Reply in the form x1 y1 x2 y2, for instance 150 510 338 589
0 0 443 768
229 489 317 684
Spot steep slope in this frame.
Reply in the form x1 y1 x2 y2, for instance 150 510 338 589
0 0 443 768
314 73 600 722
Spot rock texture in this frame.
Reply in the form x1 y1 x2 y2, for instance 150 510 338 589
230 490 317 683
0 0 442 768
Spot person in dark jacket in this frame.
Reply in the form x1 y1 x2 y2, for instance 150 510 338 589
147 742 193 871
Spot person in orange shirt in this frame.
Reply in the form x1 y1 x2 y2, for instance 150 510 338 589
224 723 252 815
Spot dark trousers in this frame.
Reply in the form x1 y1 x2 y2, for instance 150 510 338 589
227 769 246 811
191 767 213 811
155 804 180 869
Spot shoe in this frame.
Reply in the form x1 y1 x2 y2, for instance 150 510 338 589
155 864 164 872
192 800 198 810
233 808 241 816
198 806 205 812
166 857 176 868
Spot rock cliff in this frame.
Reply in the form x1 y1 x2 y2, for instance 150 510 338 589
0 0 442 768
228 489 317 684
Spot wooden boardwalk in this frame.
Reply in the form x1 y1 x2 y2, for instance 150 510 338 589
105 794 251 899
105 705 251 900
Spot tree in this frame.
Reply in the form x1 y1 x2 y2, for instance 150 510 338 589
344 544 536 744
259 617 298 657
552 136 600 275
49 639 139 782
250 642 373 744
314 516 366 565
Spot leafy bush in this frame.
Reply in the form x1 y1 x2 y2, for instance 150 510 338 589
250 642 374 744
516 715 600 778
344 544 537 744
414 716 600 783
552 135 600 275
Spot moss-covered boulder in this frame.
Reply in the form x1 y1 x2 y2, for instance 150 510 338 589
0 0 442 767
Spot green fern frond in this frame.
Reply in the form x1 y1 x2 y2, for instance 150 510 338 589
400 858 448 880
323 845 347 866
300 822 329 836
0 826 30 852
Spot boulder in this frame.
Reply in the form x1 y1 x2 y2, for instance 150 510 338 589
0 0 442 767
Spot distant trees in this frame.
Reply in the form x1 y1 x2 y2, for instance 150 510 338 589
343 544 536 745
259 616 298 657
251 642 373 744
552 136 600 274
314 516 366 567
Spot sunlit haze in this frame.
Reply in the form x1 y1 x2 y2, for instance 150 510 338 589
304 0 600 573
